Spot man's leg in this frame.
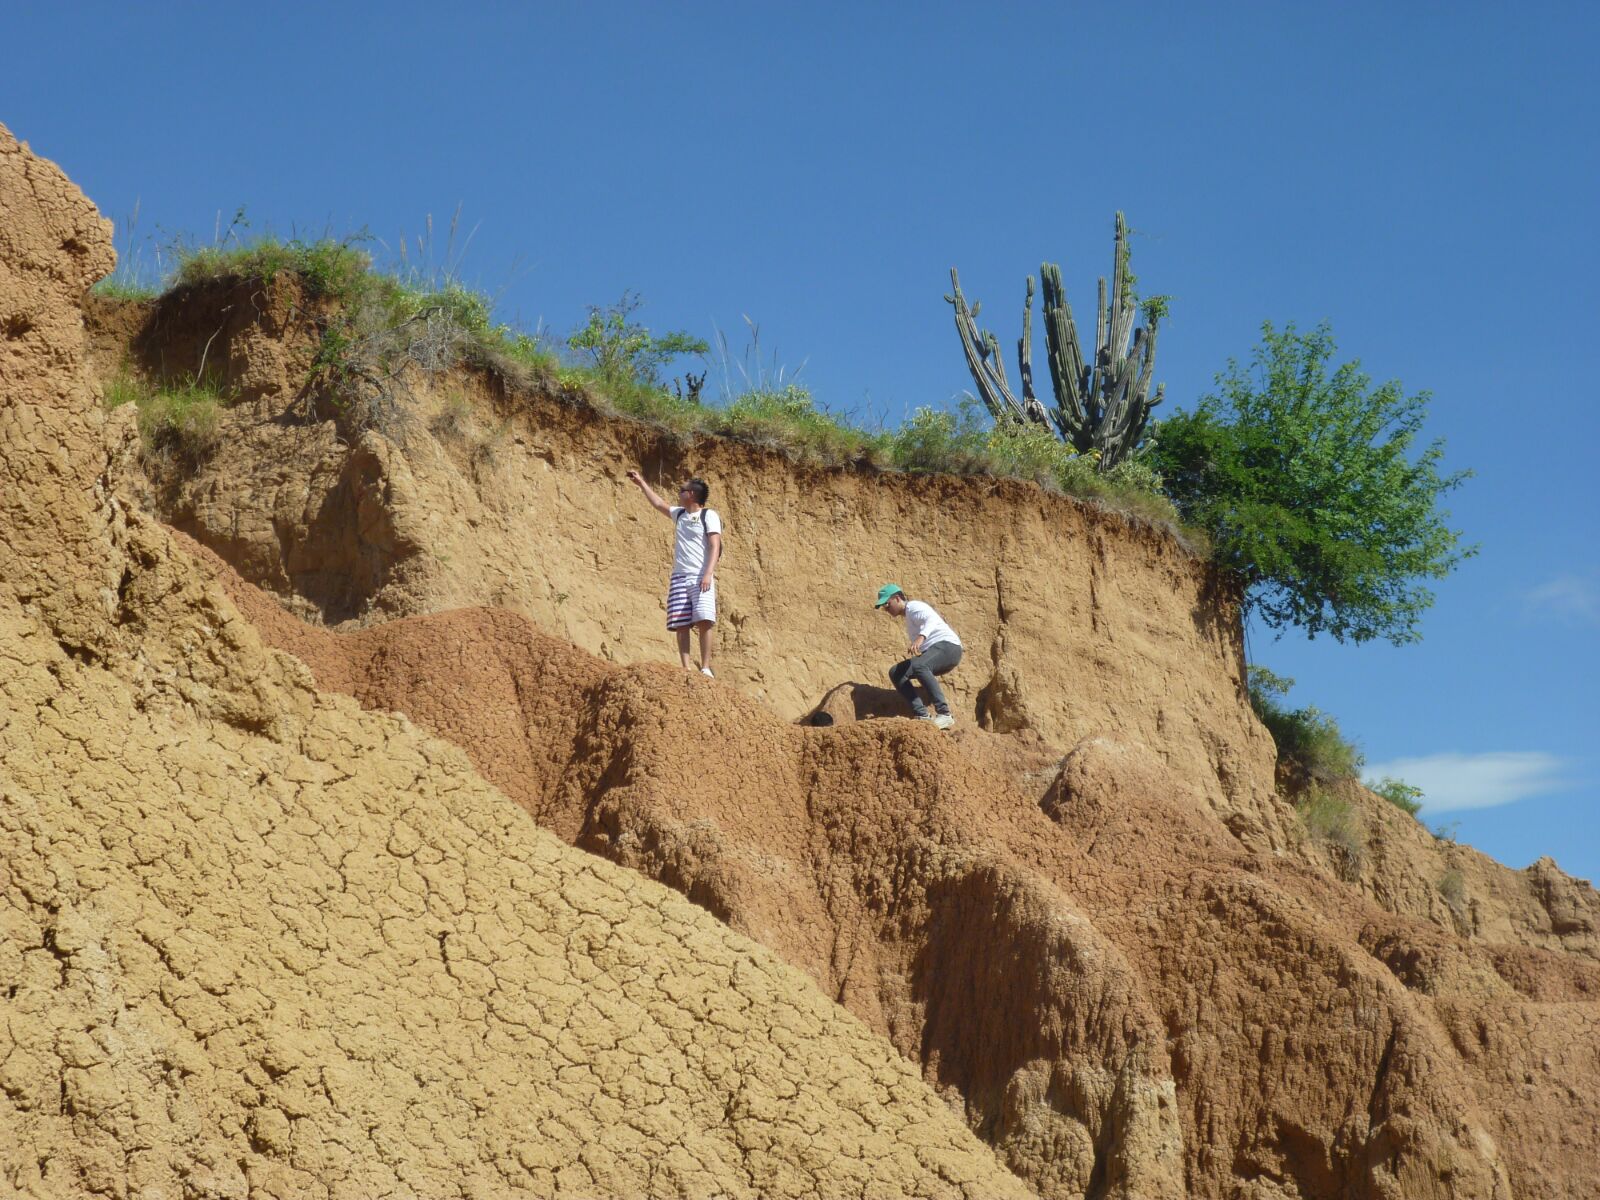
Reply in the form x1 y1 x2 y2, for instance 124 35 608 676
888 658 929 717
694 620 715 672
675 627 694 669
908 643 962 715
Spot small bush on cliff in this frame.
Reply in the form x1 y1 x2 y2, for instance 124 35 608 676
568 293 708 390
103 372 227 464
1297 788 1365 879
1438 868 1467 910
1148 322 1474 644
1369 776 1424 816
719 386 883 467
1247 666 1363 783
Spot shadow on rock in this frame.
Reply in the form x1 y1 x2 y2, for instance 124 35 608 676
800 681 917 727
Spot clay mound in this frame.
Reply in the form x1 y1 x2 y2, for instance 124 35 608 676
194 545 1600 1199
0 124 1033 1200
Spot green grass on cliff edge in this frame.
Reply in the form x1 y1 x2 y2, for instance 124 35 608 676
106 234 1190 542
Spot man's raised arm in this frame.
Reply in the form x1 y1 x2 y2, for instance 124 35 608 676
626 469 674 517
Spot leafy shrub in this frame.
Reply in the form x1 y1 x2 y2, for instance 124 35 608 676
1148 321 1474 644
568 293 708 389
1248 666 1364 782
1297 788 1365 879
1369 776 1423 816
880 402 992 474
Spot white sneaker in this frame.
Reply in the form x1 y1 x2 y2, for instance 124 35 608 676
933 713 955 730
700 667 715 678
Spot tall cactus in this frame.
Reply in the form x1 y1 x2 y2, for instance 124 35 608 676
945 212 1165 470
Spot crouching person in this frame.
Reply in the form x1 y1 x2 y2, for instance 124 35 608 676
874 583 962 729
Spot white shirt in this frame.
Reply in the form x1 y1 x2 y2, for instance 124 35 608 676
904 600 960 650
669 506 722 576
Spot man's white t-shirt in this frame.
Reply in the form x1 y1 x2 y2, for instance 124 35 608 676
669 506 722 576
904 600 960 650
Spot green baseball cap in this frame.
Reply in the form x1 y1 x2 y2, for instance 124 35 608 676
874 583 904 608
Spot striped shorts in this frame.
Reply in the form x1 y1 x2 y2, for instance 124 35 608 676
666 573 716 630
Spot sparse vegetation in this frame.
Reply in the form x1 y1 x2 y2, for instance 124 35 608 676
1370 776 1424 816
719 386 882 467
1438 868 1467 910
1247 666 1364 783
567 293 708 390
91 202 164 301
94 228 1201 529
1297 788 1365 879
882 401 1184 528
91 278 160 302
103 371 228 463
174 235 371 300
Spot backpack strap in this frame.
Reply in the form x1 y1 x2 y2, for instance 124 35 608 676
676 508 721 558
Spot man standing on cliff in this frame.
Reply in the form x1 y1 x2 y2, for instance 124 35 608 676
875 584 962 729
627 470 722 677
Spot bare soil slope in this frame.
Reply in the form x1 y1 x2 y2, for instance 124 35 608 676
0 123 1033 1200
197 543 1600 1199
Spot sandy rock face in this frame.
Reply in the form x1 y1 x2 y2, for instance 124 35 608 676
97 299 1284 845
0 122 1033 1200
196 561 1600 1199
96 255 1600 963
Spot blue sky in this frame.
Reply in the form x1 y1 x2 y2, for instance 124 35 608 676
7 2 1597 880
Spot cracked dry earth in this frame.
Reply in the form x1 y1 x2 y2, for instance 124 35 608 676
0 123 1033 1199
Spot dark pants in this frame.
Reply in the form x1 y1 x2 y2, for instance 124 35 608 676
888 640 963 717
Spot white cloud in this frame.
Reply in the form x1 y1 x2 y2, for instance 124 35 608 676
1364 751 1572 814
1522 572 1600 627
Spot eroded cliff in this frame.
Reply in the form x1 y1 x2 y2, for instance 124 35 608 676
0 123 1032 1200
187 542 1600 1200
88 283 1282 847
21 125 1599 1200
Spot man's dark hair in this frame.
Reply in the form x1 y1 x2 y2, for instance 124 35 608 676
685 477 710 505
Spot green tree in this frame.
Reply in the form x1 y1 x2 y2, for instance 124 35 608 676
568 292 708 388
1149 322 1473 644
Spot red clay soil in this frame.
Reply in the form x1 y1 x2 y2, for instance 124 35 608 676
190 534 1600 1200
